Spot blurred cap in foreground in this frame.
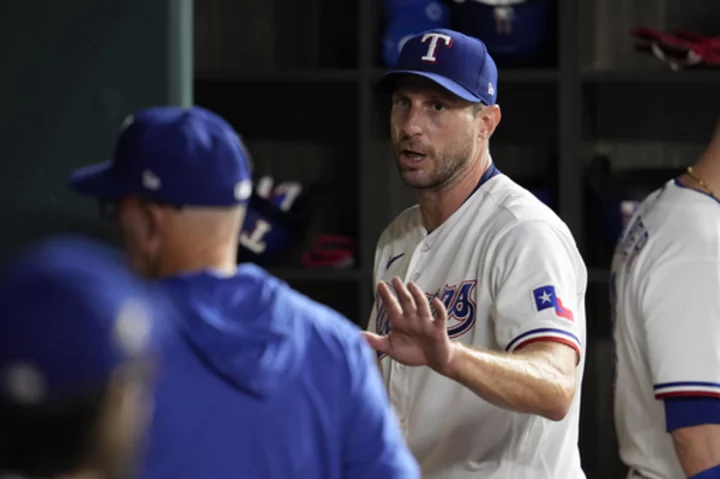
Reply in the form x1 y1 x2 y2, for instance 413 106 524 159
0 235 159 405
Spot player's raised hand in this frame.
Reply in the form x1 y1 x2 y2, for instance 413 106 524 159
363 277 455 373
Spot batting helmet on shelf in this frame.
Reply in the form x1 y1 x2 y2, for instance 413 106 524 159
382 0 451 68
236 176 315 267
448 0 553 67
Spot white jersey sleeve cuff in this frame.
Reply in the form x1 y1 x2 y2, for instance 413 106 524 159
505 327 582 359
653 381 720 399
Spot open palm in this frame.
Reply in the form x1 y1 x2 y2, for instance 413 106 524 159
363 277 455 372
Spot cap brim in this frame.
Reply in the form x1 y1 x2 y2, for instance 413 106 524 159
69 161 134 200
377 70 483 103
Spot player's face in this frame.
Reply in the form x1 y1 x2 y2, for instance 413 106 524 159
115 198 170 278
390 77 486 190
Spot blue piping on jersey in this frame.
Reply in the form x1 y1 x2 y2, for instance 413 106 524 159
464 163 501 205
422 163 501 235
673 178 720 205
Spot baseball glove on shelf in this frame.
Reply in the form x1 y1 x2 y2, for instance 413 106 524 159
632 27 720 70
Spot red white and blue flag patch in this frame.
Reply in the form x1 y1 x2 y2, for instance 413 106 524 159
532 285 574 321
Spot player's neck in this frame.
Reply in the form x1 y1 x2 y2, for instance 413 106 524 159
153 241 238 279
684 136 720 198
415 154 487 233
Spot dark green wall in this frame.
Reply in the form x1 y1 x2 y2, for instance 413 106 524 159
0 1 192 260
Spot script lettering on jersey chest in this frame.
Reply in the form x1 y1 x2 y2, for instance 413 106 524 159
375 281 477 359
618 215 649 267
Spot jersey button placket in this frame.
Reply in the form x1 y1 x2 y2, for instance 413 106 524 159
396 366 411 436
388 361 409 428
399 417 408 438
397 238 432 434
405 241 428 283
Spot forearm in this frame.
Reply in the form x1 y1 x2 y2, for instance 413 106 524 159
672 425 720 477
441 342 576 421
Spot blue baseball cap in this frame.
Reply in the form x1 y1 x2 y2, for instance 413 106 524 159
0 236 159 404
69 106 253 207
377 28 498 105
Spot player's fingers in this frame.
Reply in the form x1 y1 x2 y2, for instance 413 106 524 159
430 297 448 328
408 282 432 320
378 281 403 318
362 331 390 354
391 276 416 313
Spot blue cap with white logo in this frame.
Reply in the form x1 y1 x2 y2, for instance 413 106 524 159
377 28 498 105
0 236 158 404
69 106 253 206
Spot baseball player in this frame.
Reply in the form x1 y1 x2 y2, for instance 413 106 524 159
68 106 420 479
0 235 158 479
611 119 720 478
363 29 588 478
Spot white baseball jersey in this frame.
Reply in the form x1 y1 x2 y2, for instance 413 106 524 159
611 179 720 479
367 167 587 479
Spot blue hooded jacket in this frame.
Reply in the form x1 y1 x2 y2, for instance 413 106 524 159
139 264 419 479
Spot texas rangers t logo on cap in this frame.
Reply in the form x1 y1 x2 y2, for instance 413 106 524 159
421 32 453 63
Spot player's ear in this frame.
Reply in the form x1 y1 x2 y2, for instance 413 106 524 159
477 104 501 140
142 202 168 241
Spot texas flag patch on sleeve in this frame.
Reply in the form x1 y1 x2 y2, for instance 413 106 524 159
532 285 574 321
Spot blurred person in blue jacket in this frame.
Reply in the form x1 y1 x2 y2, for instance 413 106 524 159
0 235 159 479
68 105 420 479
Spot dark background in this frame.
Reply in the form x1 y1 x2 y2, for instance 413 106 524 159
2 0 720 477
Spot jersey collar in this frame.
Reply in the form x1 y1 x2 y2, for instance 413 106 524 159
463 162 501 205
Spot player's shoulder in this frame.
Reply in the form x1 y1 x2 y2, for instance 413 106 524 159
376 204 424 249
259 267 367 353
635 179 720 256
275 285 375 378
480 174 577 244
639 179 712 220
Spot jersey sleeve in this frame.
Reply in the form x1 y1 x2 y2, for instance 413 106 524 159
341 333 420 479
642 259 720 400
664 397 720 431
491 220 584 361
